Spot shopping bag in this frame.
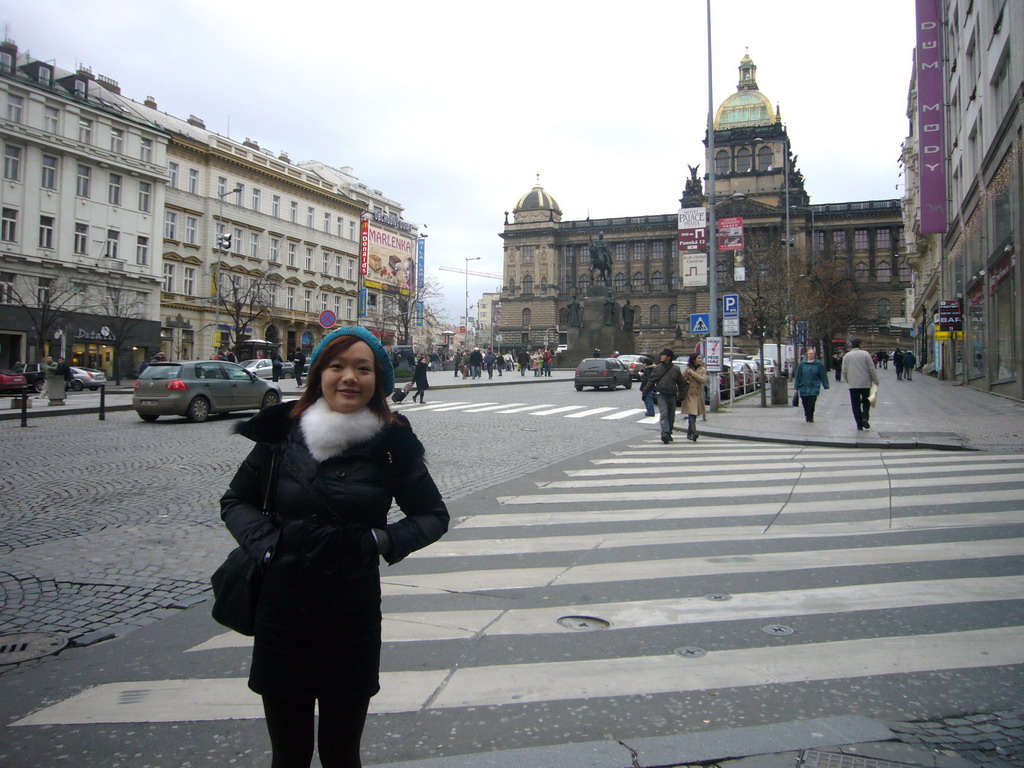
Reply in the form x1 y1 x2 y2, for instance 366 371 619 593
868 383 878 407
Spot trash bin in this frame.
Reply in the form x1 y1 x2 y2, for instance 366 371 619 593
771 375 789 405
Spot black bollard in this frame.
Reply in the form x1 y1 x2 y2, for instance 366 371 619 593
20 387 28 428
99 384 106 421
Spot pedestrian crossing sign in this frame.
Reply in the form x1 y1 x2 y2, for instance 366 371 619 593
690 313 711 334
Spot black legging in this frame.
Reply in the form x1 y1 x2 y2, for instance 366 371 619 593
262 694 370 768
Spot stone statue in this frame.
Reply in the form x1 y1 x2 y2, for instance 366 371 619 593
603 292 616 327
566 295 582 328
684 164 703 198
621 300 635 332
588 233 612 286
674 324 683 340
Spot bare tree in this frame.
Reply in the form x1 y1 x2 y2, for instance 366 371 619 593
91 272 156 384
5 272 82 359
377 277 445 346
216 269 274 353
794 250 867 360
736 235 789 404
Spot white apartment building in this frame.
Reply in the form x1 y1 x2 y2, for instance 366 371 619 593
0 40 166 376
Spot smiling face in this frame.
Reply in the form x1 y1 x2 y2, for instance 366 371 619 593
320 340 376 414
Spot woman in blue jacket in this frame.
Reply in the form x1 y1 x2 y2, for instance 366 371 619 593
795 348 830 423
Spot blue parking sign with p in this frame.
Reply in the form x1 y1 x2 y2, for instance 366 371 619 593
723 294 739 317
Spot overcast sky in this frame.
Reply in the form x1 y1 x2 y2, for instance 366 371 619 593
3 0 917 322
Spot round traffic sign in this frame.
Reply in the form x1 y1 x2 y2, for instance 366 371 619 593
318 310 337 329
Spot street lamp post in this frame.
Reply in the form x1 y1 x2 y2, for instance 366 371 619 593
783 130 793 371
465 256 480 350
705 0 721 412
214 186 242 356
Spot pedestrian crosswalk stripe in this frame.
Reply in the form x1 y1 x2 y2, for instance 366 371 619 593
491 403 555 413
565 407 618 418
587 454 1024 470
398 401 470 410
601 408 648 420
15 626 1024 724
530 405 588 416
429 402 499 412
461 402 524 412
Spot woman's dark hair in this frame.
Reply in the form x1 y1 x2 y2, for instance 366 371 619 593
289 335 394 422
687 353 701 369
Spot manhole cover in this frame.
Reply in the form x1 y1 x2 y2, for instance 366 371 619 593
800 748 921 768
762 624 795 636
704 593 732 601
556 615 611 631
674 646 707 658
0 632 68 665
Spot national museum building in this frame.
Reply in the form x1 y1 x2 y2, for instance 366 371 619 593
497 55 912 359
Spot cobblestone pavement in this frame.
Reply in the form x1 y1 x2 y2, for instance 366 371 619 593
888 708 1024 767
0 375 638 675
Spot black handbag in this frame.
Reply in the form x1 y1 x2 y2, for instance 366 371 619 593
792 389 800 407
211 452 278 636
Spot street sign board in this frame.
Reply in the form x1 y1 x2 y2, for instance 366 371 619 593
689 313 711 334
723 317 740 336
682 252 707 287
722 293 739 318
939 299 963 331
318 310 337 329
678 207 707 229
705 337 723 371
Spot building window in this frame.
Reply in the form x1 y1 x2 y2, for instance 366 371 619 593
324 211 330 233
7 93 23 123
40 155 58 190
669 304 677 323
164 211 177 240
521 245 535 263
43 106 59 133
854 229 869 249
898 263 912 282
522 308 531 326
78 117 93 144
522 274 534 294
346 297 354 320
250 232 259 258
304 289 312 312
0 271 14 302
756 145 773 171
333 294 341 316
272 195 281 217
832 230 847 250
715 150 730 175
252 188 261 211
183 266 196 296
105 229 119 259
337 216 344 237
74 223 89 254
347 258 355 280
614 272 627 290
875 229 891 249
163 263 175 292
217 176 228 196
615 243 628 262
305 247 314 270
288 242 297 266
37 277 52 305
167 162 179 189
110 128 124 154
322 251 330 274
185 216 198 245
3 145 21 181
632 271 645 291
287 286 295 309
651 271 664 290
136 235 149 265
878 298 890 318
140 137 153 163
270 238 280 263
233 228 243 253
1 208 17 242
633 242 647 261
108 174 122 206
736 147 752 172
0 50 12 74
813 231 825 253
650 305 661 324
320 292 328 313
268 283 278 307
290 201 299 223
186 168 199 195
306 206 315 227
38 216 55 249
138 181 152 212
876 260 891 282
854 262 869 282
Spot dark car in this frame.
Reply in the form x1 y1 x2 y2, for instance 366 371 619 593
0 369 28 394
132 360 282 422
616 354 654 380
13 362 46 393
574 358 633 391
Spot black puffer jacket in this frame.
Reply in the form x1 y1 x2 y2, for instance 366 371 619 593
219 402 449 698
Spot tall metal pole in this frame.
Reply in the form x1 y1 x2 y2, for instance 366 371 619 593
215 186 241 357
784 131 792 369
705 0 720 412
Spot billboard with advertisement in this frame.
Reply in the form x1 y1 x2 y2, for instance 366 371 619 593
915 0 947 234
717 217 744 251
681 252 707 287
360 220 415 296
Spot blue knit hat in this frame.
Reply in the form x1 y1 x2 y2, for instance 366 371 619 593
308 326 395 393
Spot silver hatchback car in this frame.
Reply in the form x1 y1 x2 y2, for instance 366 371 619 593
133 360 282 422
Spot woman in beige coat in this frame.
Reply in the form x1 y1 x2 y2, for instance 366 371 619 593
681 352 707 442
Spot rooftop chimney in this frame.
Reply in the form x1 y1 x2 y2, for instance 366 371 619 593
187 115 206 128
144 96 157 109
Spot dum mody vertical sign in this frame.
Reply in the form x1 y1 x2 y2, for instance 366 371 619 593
916 0 948 234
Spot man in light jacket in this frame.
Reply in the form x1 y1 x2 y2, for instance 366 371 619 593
841 337 879 431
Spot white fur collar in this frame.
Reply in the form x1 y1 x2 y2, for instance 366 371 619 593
299 398 384 462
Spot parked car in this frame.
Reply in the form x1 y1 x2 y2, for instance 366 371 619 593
13 362 46 393
745 355 778 377
675 359 750 401
242 358 295 379
133 360 282 422
721 358 756 395
574 358 633 391
616 354 654 380
68 366 107 391
0 369 28 394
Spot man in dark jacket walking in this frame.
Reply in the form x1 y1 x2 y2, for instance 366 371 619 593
902 349 916 381
643 348 686 444
517 349 530 376
292 348 306 387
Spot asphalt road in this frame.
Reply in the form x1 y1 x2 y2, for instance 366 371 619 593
1 376 1022 768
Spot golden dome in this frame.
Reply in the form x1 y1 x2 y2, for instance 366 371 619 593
714 53 779 130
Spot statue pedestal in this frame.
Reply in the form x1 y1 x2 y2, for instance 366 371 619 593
562 285 635 365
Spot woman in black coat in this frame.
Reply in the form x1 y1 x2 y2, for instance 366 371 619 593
412 354 430 403
221 326 448 768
